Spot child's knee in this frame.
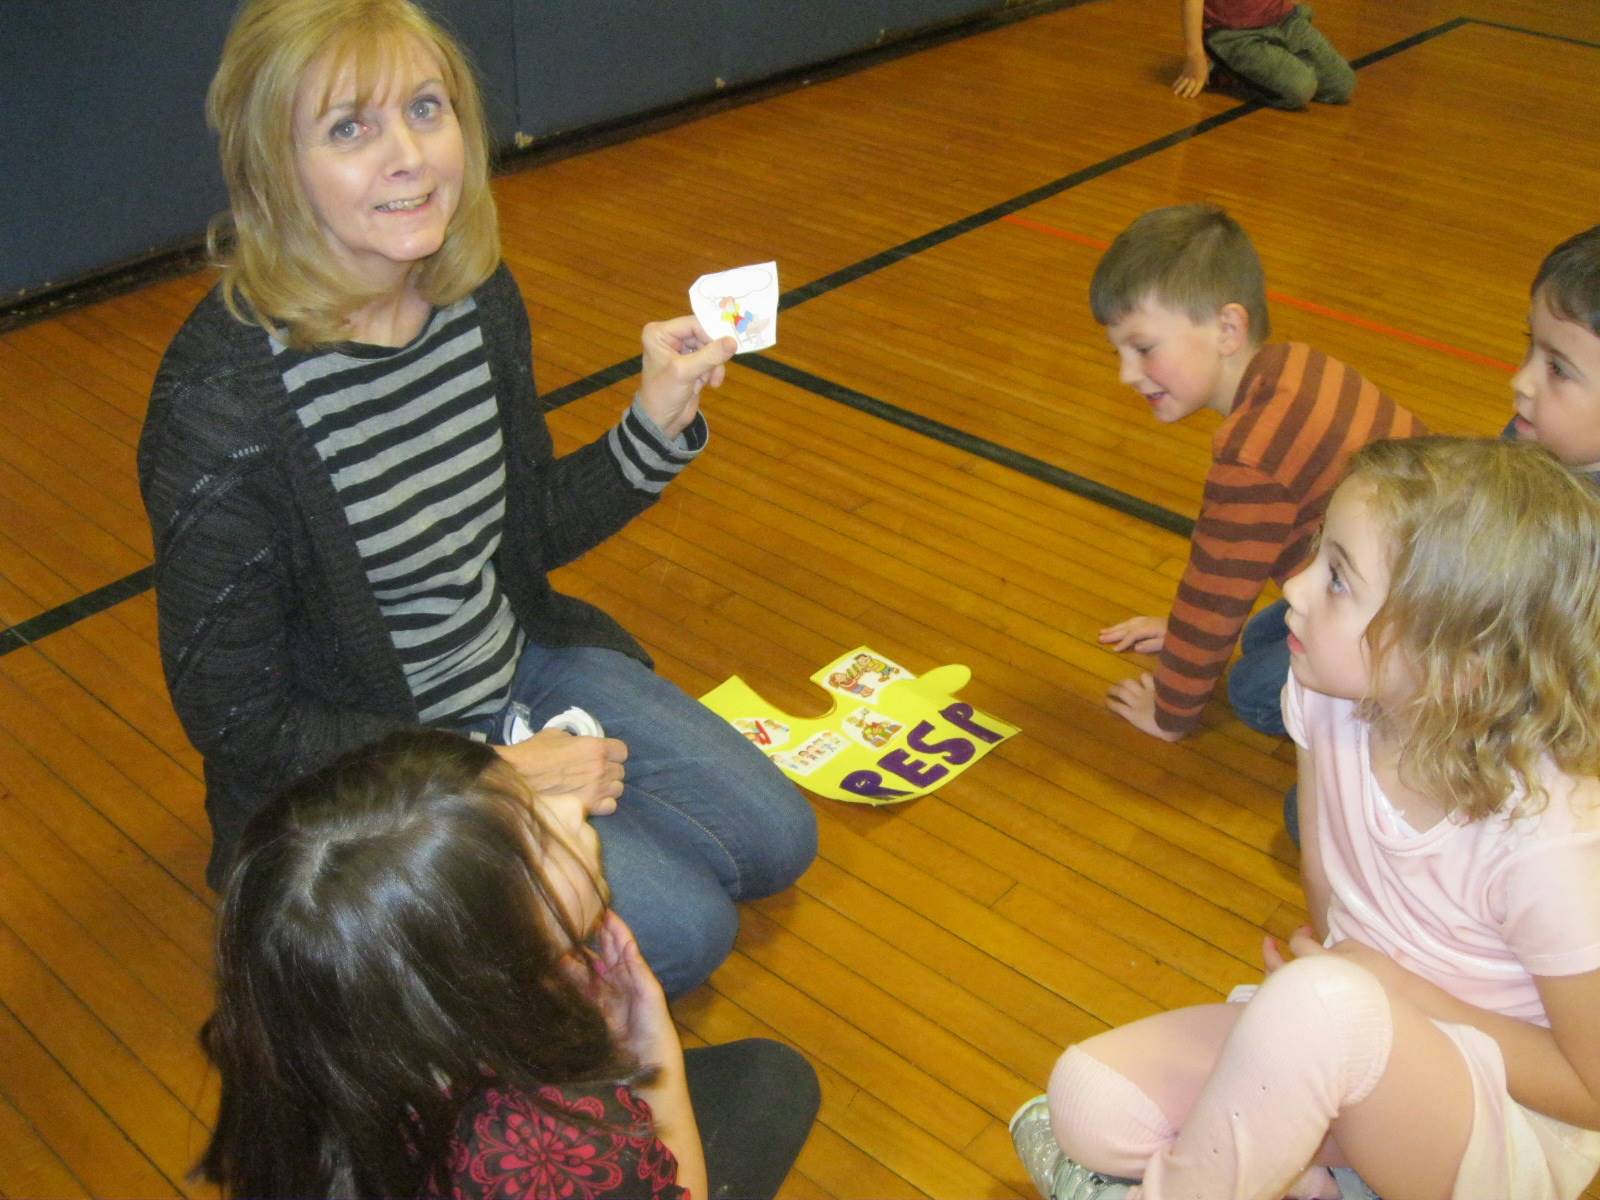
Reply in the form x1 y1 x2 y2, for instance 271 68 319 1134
1251 955 1394 1103
1047 1046 1176 1177
1316 64 1356 104
1268 70 1319 109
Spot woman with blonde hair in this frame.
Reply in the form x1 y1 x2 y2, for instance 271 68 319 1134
139 0 814 997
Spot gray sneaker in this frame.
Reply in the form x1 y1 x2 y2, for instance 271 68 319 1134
1051 1159 1133 1200
1008 1095 1133 1200
1331 1167 1382 1199
1010 1095 1065 1197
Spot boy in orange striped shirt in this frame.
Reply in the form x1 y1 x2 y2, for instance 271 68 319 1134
1094 204 1424 742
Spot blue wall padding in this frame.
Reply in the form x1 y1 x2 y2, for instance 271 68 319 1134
0 0 1003 303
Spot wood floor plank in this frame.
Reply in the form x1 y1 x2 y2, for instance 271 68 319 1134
0 1090 88 1200
0 845 215 1098
0 923 214 1199
0 721 213 967
0 1003 181 1198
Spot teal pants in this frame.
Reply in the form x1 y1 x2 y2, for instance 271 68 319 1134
1206 4 1356 109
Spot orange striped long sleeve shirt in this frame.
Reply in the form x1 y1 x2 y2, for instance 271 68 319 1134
1154 343 1425 736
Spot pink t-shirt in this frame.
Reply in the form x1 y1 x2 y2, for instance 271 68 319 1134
1285 676 1600 1027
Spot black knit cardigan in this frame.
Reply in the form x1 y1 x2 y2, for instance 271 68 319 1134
139 264 656 887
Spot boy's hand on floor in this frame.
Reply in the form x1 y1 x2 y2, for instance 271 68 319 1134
1173 55 1210 97
1106 672 1183 741
1099 615 1168 653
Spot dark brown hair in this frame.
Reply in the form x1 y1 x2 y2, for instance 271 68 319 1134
1532 224 1600 336
199 730 631 1197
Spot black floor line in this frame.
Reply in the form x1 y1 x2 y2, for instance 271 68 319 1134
5 11 1589 653
539 14 1473 414
0 566 153 657
744 356 1197 536
1465 17 1600 51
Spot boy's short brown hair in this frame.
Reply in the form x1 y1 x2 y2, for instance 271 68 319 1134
1090 203 1271 344
1533 225 1600 337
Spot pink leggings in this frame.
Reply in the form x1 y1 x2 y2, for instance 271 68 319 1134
1046 956 1476 1200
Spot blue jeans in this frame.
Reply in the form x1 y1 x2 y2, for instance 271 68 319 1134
467 643 816 998
1227 599 1292 737
1227 601 1303 845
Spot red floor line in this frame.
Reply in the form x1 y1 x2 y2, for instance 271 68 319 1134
999 214 1517 374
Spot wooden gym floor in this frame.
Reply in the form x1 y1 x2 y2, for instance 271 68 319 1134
2 1 1599 1195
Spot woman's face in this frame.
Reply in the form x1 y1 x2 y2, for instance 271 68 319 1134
292 40 464 293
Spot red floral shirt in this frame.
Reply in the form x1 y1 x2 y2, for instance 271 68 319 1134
426 1082 686 1200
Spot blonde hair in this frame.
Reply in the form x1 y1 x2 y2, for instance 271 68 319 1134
1089 203 1270 344
206 0 499 348
1348 437 1600 820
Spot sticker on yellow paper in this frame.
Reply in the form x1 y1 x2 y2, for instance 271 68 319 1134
701 646 1019 804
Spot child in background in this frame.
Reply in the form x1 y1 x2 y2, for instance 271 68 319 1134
1173 1 1356 110
1016 438 1600 1200
1094 204 1423 742
200 729 819 1200
1510 225 1600 484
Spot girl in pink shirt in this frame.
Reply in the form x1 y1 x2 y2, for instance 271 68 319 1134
1013 438 1600 1200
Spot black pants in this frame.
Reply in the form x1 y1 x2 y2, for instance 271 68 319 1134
684 1039 821 1200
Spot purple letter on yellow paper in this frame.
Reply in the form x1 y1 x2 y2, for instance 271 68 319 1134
700 647 1018 804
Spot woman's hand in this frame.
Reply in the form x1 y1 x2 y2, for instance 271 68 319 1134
495 729 626 815
636 316 737 440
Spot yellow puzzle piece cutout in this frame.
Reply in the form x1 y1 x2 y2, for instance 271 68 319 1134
700 646 1019 805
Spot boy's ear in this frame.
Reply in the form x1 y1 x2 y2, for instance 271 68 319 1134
1216 302 1251 355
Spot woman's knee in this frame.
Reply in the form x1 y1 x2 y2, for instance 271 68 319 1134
744 778 817 897
630 881 740 998
711 747 817 898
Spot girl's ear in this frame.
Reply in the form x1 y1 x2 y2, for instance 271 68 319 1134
1217 302 1251 355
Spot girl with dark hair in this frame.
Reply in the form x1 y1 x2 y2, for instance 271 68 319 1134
201 729 818 1199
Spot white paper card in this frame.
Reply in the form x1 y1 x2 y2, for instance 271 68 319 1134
690 261 778 354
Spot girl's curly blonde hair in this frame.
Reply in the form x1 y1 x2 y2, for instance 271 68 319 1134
205 0 499 348
1350 436 1600 821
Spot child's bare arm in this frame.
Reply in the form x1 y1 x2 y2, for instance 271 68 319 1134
1349 948 1600 1129
1173 0 1210 96
1296 746 1333 937
1531 970 1600 1129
